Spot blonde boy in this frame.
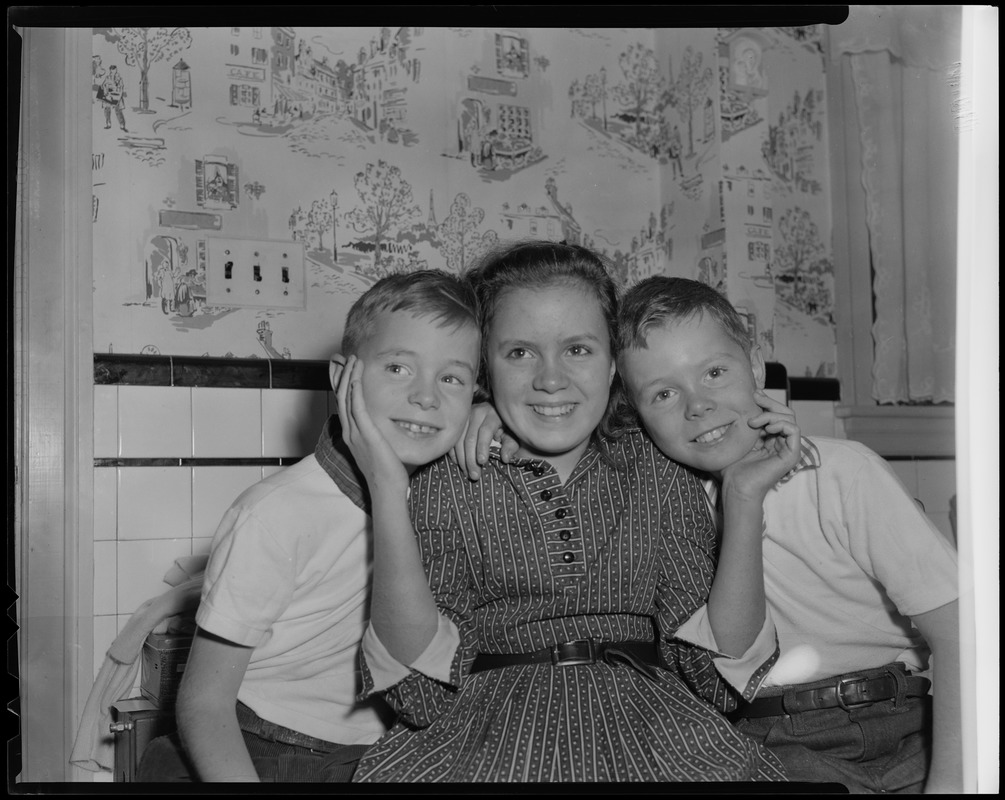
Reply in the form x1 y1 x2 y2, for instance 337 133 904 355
616 276 961 793
173 270 481 782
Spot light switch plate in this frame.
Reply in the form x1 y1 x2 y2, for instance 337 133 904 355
205 237 306 309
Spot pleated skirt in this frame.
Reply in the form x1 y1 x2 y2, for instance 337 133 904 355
352 661 788 783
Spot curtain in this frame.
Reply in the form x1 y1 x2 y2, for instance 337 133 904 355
832 5 960 403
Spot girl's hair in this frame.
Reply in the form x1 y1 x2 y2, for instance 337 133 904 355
341 269 480 357
464 240 629 445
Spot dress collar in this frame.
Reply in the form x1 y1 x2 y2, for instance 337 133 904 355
487 439 603 481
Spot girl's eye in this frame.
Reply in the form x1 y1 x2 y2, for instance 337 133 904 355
386 363 407 375
708 366 726 380
568 344 591 356
441 374 465 386
654 389 676 403
507 347 529 359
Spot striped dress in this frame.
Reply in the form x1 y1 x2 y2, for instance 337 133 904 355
353 430 787 783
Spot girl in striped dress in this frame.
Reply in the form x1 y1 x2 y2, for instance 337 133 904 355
335 241 792 783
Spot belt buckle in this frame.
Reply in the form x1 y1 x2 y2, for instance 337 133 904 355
550 639 596 666
835 675 872 710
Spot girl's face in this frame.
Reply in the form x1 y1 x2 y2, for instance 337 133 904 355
486 282 616 479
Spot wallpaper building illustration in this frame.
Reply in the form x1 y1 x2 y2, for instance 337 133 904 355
92 25 835 377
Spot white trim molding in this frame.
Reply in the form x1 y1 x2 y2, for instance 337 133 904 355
836 405 956 458
14 25 94 782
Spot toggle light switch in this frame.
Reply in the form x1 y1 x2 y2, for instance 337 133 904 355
205 237 306 309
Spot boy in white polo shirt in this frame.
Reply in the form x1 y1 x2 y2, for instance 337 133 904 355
616 276 961 793
172 270 481 782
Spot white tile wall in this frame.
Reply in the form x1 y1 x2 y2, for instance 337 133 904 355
192 388 263 458
93 540 118 615
118 386 193 458
93 467 117 541
118 467 192 541
93 385 118 458
262 388 330 457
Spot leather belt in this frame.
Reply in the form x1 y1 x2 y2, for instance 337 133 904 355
732 671 932 719
470 639 658 674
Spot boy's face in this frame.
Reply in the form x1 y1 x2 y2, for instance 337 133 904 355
348 310 480 473
620 313 764 477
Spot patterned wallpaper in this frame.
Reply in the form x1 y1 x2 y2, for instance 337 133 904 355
91 25 836 377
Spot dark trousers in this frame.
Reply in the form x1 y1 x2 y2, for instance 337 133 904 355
136 701 371 783
733 667 933 793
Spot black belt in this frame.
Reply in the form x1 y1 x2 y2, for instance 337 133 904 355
731 670 931 719
470 639 659 674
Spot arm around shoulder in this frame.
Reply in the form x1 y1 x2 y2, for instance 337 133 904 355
175 627 259 782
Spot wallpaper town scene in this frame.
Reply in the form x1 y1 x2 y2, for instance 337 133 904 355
92 25 835 376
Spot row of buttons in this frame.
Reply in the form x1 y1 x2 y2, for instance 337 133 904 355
527 468 576 562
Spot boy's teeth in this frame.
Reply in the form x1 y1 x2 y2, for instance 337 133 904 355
696 425 728 444
532 404 574 417
398 421 436 434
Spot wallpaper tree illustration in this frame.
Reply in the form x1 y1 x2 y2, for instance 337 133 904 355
667 45 714 157
582 72 604 121
613 43 667 145
344 160 421 270
330 191 339 259
775 207 828 311
102 27 193 113
438 193 499 273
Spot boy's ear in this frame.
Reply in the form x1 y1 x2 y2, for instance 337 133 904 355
329 354 346 392
750 345 766 390
473 383 492 405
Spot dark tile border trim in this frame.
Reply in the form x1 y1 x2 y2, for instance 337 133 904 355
95 457 304 468
93 354 841 400
94 353 330 390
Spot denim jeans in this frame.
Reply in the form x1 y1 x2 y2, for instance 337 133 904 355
235 701 371 782
734 667 933 793
136 702 371 783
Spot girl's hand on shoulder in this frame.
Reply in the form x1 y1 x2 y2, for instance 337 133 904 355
335 355 409 494
721 390 802 503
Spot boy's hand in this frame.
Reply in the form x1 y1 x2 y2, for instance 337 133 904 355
335 355 409 495
450 402 520 480
721 390 802 503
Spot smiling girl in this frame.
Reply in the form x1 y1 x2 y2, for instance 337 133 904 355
337 241 791 783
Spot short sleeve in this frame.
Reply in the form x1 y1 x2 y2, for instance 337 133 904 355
196 504 295 647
